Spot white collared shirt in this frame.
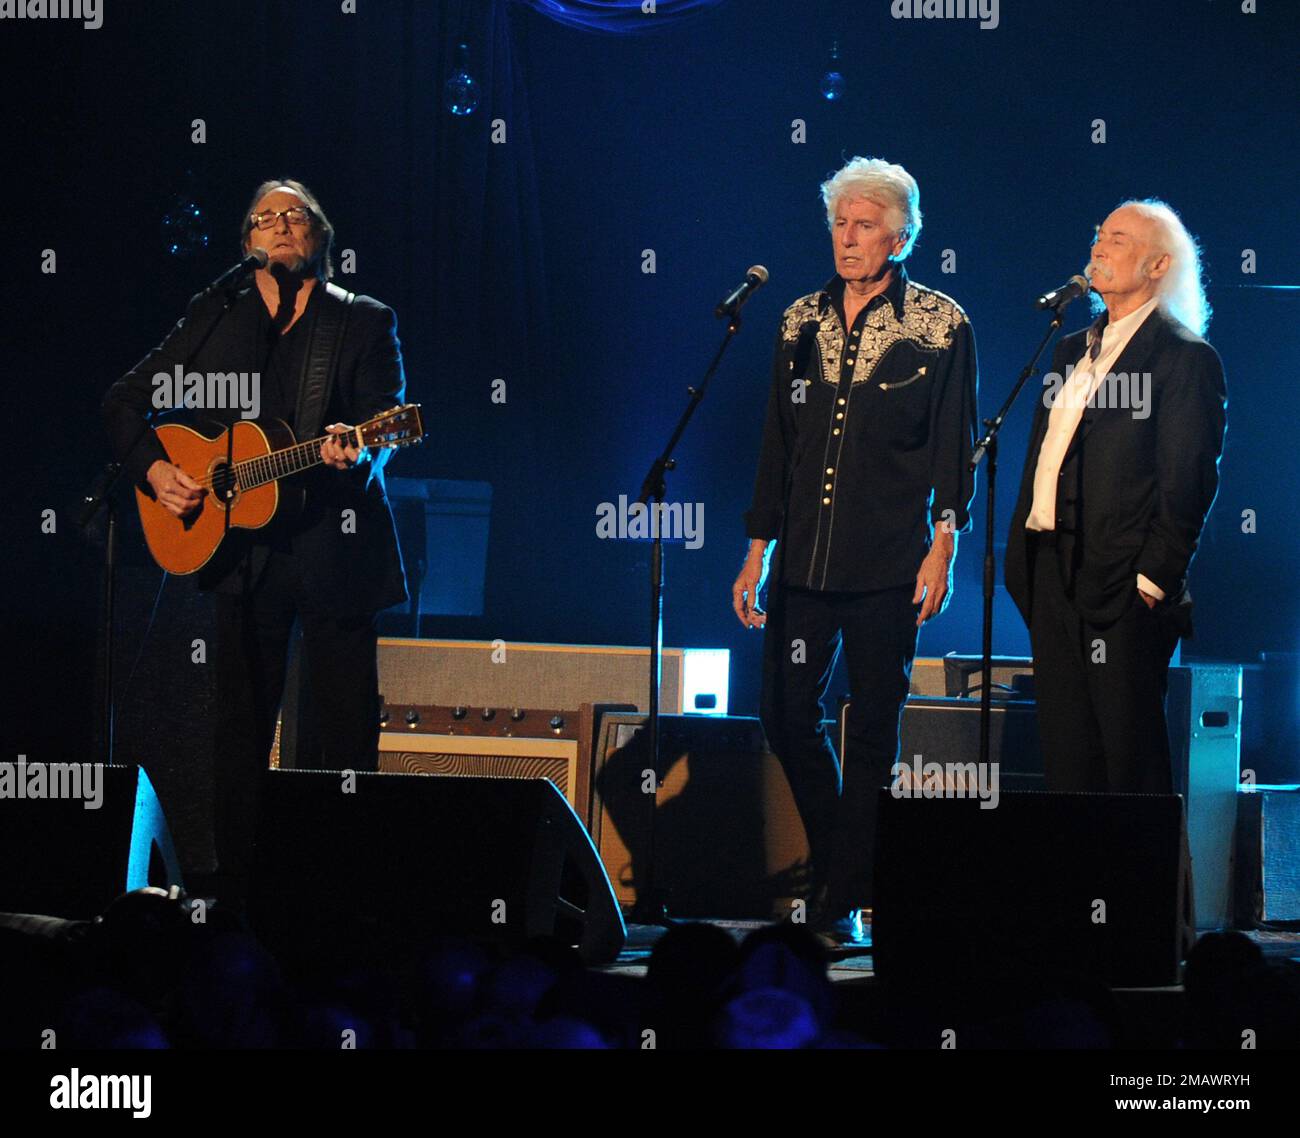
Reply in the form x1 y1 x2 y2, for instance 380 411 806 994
1027 295 1166 599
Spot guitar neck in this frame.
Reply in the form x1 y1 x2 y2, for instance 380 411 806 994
237 426 361 491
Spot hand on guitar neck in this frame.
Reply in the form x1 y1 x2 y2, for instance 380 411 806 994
146 423 364 518
319 422 366 471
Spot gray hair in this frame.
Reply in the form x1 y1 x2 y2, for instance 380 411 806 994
1095 198 1210 335
819 157 922 259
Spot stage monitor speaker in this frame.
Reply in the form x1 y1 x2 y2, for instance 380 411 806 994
1235 786 1300 925
0 763 182 919
590 714 809 919
851 664 1241 929
873 789 1189 988
248 770 625 964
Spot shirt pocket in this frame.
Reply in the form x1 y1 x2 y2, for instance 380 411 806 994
868 344 939 444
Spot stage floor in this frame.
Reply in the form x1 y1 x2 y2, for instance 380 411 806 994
598 920 1300 988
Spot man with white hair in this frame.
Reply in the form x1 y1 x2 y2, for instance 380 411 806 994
732 157 978 944
1005 199 1227 794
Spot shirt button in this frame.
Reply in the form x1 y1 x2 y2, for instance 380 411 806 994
823 497 831 505
826 467 834 474
836 412 844 420
832 428 841 435
837 397 846 406
825 482 832 490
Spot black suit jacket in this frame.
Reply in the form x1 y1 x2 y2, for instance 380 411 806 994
102 282 408 616
1005 305 1226 636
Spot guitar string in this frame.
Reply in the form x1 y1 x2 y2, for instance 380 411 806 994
187 418 413 493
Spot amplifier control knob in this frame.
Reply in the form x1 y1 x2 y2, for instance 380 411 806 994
378 708 390 727
452 706 468 720
510 707 525 722
404 709 420 727
549 714 564 732
481 707 496 721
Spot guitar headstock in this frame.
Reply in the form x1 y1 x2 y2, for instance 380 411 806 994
360 404 425 450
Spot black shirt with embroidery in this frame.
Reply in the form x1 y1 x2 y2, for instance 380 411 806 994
744 266 978 592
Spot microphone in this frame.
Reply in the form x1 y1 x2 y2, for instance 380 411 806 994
205 247 270 294
1034 274 1091 310
715 265 769 319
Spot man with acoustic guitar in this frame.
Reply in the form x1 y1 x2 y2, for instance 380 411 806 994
102 179 410 908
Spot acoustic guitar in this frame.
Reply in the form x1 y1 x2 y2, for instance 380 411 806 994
135 404 424 574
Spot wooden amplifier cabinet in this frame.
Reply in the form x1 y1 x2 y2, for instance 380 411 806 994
377 702 634 829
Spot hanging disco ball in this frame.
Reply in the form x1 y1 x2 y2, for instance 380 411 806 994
444 42 480 116
161 196 209 258
820 39 844 101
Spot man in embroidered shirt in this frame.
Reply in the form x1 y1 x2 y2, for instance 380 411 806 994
1005 200 1226 794
732 157 979 943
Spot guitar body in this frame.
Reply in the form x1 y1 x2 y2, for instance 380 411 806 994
131 403 424 575
136 419 294 575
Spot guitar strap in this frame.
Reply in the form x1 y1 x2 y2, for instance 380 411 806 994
293 281 356 441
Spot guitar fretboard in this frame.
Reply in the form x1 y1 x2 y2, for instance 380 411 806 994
236 427 361 491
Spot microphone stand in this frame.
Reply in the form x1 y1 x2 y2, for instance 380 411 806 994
968 303 1071 768
628 305 747 926
77 276 250 765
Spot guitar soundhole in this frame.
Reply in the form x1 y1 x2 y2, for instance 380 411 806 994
211 461 238 503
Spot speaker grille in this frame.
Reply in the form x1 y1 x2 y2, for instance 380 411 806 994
379 750 571 796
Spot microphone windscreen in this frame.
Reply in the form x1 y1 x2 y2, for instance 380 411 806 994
747 264 770 284
249 247 270 267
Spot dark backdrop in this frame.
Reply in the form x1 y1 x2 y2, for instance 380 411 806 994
3 0 1296 777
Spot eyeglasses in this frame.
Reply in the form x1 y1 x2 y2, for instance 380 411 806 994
249 206 314 231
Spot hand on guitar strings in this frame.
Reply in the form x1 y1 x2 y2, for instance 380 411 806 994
146 460 206 519
320 423 367 470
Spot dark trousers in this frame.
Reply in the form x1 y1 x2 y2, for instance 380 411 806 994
212 548 381 885
1028 533 1181 793
759 583 919 912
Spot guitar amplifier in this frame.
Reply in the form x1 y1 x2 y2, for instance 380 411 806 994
838 696 1044 791
374 702 634 829
375 639 691 713
909 655 1034 698
1235 786 1300 925
276 638 728 771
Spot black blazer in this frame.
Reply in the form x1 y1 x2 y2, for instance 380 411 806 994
1005 305 1226 635
102 283 408 616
